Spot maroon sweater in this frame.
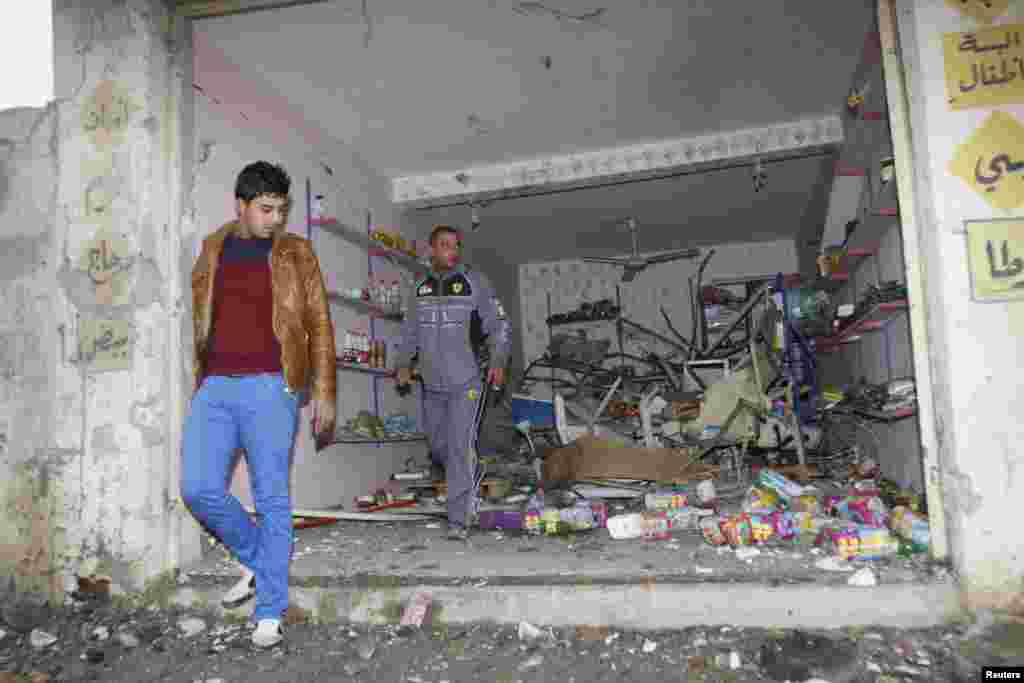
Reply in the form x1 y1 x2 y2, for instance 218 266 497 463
205 236 283 377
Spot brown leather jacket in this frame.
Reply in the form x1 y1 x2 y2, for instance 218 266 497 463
191 222 337 435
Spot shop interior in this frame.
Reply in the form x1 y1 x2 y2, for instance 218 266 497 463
183 0 938 588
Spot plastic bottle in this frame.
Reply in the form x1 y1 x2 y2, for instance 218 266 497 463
641 512 671 540
607 513 645 540
890 506 930 549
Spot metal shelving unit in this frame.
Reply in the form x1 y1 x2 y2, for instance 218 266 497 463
307 178 426 450
326 291 404 321
329 430 426 445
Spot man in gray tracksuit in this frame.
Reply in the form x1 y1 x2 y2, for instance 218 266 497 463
394 225 511 541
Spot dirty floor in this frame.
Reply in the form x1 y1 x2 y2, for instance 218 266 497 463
1 593 1021 683
184 519 950 590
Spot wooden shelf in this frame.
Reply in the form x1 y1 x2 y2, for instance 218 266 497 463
815 300 908 351
327 430 426 445
337 360 395 377
312 217 425 273
327 292 404 321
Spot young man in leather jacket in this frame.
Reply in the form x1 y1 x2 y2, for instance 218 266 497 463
181 161 336 648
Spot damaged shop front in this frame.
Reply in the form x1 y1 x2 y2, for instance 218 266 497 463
185 263 948 619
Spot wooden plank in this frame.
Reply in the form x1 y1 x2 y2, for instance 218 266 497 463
175 0 332 19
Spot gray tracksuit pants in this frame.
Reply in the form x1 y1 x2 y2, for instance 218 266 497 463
424 378 492 527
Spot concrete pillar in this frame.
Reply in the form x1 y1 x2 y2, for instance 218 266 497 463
0 0 194 601
888 0 1024 610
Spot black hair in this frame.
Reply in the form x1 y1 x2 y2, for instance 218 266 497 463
234 161 291 202
429 224 460 245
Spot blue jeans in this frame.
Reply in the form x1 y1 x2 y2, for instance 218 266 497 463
180 373 300 621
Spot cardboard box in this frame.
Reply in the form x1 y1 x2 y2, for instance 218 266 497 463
542 435 714 483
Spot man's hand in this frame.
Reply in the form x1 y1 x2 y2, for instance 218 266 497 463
310 397 335 443
486 366 505 387
397 367 413 386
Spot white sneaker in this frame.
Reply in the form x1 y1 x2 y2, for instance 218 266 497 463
252 618 283 649
221 566 256 609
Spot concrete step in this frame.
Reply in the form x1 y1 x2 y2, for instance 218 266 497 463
172 574 961 631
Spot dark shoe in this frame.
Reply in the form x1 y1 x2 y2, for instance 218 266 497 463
430 462 445 481
446 525 469 541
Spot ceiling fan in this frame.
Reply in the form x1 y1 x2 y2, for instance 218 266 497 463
582 217 701 282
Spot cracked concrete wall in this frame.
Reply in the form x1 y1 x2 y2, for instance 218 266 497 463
0 101 65 600
0 0 195 602
896 1 1024 607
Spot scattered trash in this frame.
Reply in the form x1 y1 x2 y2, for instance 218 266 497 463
694 566 714 575
641 638 658 653
29 629 57 649
735 547 761 561
814 556 854 572
399 591 433 628
177 617 207 638
425 523 441 529
847 567 878 587
518 620 556 647
91 625 110 641
604 632 621 645
356 633 377 660
518 654 544 671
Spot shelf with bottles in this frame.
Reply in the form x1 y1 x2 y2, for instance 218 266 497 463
327 290 404 321
311 216 425 273
338 324 394 376
815 300 908 352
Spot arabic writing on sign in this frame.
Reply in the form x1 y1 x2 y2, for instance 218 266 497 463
973 153 1024 192
78 230 134 306
985 239 1024 280
81 80 139 147
949 111 1024 211
944 25 1024 110
86 238 134 284
78 318 132 372
946 0 1011 25
966 219 1024 301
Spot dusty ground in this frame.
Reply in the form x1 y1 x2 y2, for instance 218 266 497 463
1 592 1020 683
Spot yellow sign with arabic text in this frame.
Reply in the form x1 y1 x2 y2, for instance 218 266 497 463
78 318 133 372
946 0 1010 25
967 219 1024 301
944 24 1024 109
949 111 1024 211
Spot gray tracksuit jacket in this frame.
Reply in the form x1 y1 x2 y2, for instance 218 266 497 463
393 264 511 391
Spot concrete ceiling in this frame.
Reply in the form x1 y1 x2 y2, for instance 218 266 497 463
411 152 835 263
194 0 875 260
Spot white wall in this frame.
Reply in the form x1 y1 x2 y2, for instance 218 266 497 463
191 39 423 511
518 239 798 370
896 1 1024 600
814 22 925 494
